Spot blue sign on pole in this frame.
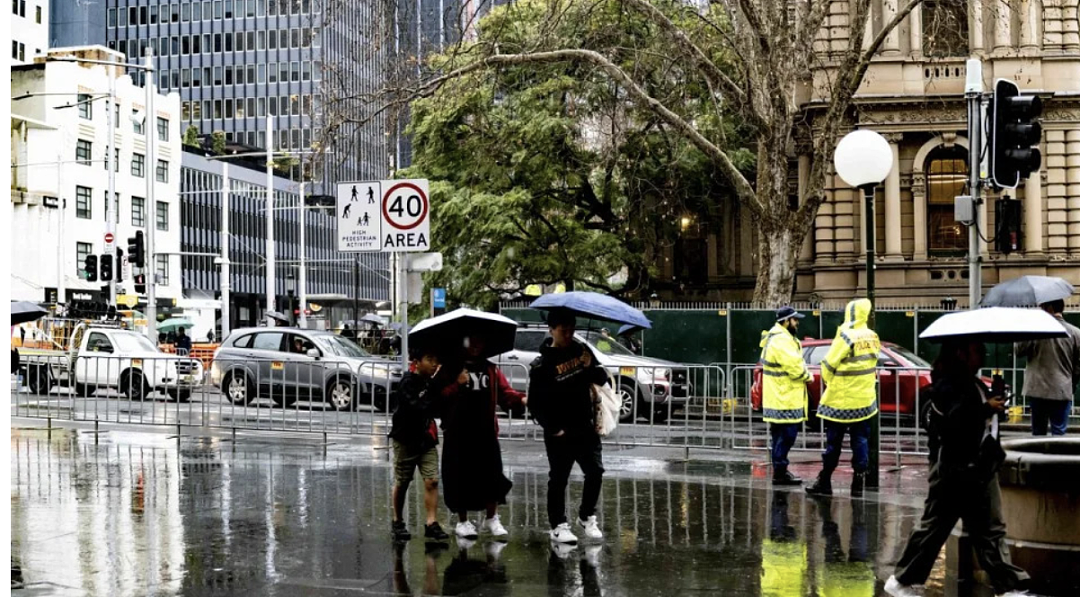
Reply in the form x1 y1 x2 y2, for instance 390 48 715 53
432 288 446 309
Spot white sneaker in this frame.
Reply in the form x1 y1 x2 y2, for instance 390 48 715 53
578 515 604 541
455 536 476 551
455 520 478 539
485 541 506 561
884 576 923 597
549 522 578 544
550 542 576 560
583 544 601 567
482 514 509 539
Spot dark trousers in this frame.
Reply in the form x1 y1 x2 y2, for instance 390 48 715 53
821 419 870 474
769 423 800 470
894 463 1029 593
545 433 605 528
1030 397 1071 436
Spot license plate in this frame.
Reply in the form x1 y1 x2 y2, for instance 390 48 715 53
620 367 636 376
271 362 284 371
181 375 194 383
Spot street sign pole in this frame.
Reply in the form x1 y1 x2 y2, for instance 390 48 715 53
398 252 409 371
966 59 984 309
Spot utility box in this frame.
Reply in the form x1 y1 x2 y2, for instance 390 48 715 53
955 195 975 225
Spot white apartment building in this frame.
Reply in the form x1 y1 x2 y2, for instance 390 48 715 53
9 0 47 65
11 46 183 305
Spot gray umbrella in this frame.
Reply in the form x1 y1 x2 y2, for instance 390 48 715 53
980 275 1074 307
11 301 48 325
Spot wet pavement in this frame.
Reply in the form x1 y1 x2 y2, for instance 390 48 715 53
10 424 998 596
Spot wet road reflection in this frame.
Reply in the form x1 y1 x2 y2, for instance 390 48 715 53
12 429 948 596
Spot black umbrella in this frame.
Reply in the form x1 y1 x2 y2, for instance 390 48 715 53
409 308 518 359
11 301 48 325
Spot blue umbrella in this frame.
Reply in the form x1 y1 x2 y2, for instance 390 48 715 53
529 292 652 329
617 324 644 336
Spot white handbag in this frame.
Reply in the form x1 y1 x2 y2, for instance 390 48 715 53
592 384 621 437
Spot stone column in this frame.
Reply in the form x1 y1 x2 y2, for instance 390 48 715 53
909 3 924 57
1043 0 1063 51
1066 1 1080 52
1024 169 1044 254
1020 0 1040 52
994 0 1013 52
912 172 928 260
882 0 901 55
798 154 813 263
884 134 903 258
972 0 985 53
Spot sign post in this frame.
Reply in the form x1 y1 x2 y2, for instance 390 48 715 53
337 179 432 371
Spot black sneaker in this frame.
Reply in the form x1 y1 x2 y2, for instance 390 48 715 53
772 469 803 486
805 473 833 496
425 522 450 542
392 520 411 542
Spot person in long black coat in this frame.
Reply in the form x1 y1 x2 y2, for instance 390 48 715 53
440 335 525 541
885 339 1030 597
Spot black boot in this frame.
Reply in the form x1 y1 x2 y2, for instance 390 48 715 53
851 471 866 497
805 471 833 496
392 520 411 542
772 468 803 486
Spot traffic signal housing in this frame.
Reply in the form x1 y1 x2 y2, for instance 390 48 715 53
134 273 147 294
84 254 98 282
990 79 1043 189
127 231 145 268
100 254 113 281
115 248 124 283
996 197 1022 254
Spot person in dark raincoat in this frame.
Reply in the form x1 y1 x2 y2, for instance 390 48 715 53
885 339 1030 597
440 334 526 541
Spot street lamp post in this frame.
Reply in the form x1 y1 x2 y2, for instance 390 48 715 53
833 128 894 490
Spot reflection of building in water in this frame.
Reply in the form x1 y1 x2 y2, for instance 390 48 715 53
10 433 184 595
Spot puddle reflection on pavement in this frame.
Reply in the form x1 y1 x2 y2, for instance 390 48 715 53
11 429 946 596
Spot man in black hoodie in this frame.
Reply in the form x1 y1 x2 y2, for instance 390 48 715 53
529 309 610 545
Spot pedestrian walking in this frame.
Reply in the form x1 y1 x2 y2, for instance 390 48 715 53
885 339 1031 597
440 334 525 541
806 298 880 497
528 308 610 545
760 306 812 486
175 328 192 354
1015 299 1080 436
389 346 452 543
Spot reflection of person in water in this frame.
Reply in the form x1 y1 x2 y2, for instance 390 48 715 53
442 540 509 596
812 496 875 597
761 491 807 597
390 542 442 596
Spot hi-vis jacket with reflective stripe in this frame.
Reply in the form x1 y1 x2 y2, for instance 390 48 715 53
819 299 881 423
760 323 810 424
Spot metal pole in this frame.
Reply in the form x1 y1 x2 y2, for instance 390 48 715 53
57 151 65 304
966 59 984 309
353 257 360 332
863 184 880 489
299 180 307 328
145 49 157 341
399 253 409 370
220 162 231 339
106 59 116 304
266 116 275 325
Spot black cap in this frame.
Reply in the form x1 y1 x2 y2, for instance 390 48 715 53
775 306 805 322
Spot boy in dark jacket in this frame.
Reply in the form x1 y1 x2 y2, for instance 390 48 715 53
528 309 610 545
388 347 457 543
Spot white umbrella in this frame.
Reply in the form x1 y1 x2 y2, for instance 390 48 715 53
919 307 1068 344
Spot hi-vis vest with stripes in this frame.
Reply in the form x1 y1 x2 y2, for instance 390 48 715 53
760 323 810 424
819 301 880 423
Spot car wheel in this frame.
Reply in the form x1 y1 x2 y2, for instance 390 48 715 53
121 370 148 401
223 371 254 405
27 365 50 395
651 406 670 424
168 389 192 403
327 377 355 412
617 378 638 423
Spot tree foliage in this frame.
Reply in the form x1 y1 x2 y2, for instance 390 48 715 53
402 0 753 309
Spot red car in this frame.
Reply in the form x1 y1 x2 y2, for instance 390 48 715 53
750 339 937 416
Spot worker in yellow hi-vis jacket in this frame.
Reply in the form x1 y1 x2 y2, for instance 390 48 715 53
806 298 880 497
759 306 811 486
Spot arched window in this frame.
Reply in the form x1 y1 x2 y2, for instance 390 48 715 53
927 146 968 253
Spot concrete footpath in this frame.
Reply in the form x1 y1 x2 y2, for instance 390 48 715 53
11 419 984 597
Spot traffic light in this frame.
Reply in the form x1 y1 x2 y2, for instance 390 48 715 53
134 273 147 294
996 197 1023 254
100 253 113 281
84 254 98 282
115 248 124 282
990 79 1043 189
127 230 145 268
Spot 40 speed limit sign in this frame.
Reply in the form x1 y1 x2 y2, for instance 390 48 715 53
336 179 431 253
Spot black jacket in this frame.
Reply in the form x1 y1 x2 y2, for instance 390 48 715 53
389 371 442 450
925 371 1005 482
528 339 609 437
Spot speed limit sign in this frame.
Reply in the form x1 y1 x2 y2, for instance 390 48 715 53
336 179 431 253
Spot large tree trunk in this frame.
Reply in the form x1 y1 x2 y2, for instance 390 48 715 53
754 221 806 306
